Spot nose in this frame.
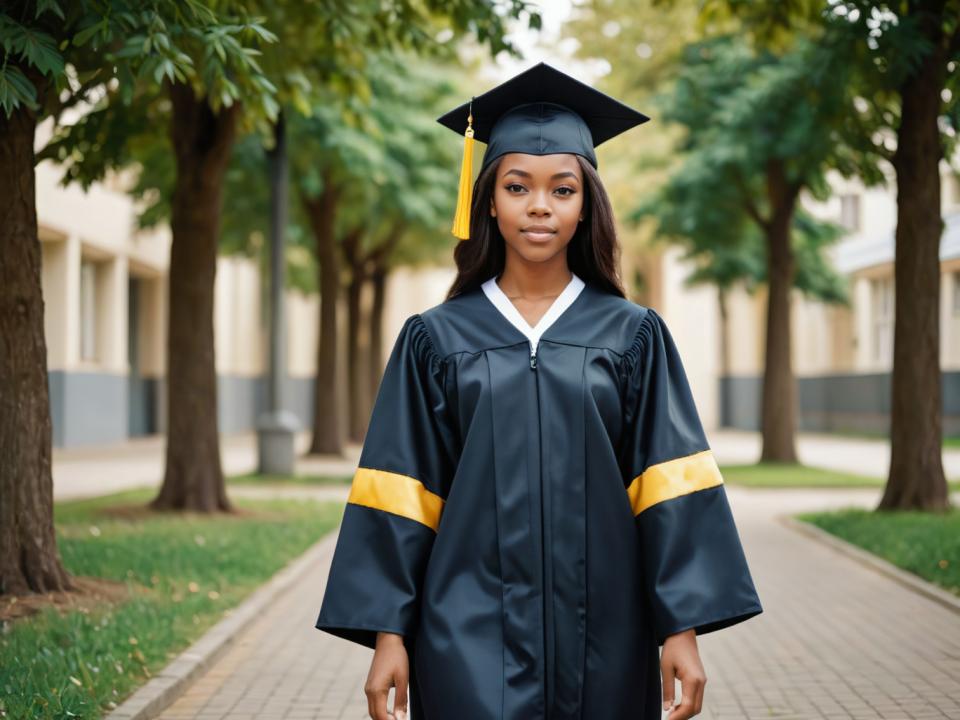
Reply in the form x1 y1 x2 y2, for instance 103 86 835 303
527 188 552 217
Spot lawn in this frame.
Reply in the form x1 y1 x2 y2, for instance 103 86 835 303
227 471 352 486
796 506 960 598
819 431 960 450
0 488 343 720
720 462 960 491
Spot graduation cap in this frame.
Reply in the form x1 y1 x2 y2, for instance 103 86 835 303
437 62 650 240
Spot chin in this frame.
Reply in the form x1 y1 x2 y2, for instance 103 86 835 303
517 245 565 264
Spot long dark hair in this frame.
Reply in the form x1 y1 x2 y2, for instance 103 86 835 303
444 155 626 301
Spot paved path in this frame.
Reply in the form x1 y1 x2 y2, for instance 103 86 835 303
54 431 960 718
710 429 960 480
151 481 960 720
52 429 960 502
52 432 360 501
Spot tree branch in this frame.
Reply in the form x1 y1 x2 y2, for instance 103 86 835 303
733 168 769 231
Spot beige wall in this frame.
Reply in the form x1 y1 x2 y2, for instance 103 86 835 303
942 259 960 370
654 245 724 429
287 290 319 379
718 153 960 378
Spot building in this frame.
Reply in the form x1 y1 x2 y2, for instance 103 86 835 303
34 114 960 447
704 163 960 436
35 129 323 448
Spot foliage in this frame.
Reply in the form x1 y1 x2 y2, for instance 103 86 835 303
822 0 960 166
630 33 858 303
1 0 278 125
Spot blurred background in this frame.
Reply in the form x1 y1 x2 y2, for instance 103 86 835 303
2 0 959 718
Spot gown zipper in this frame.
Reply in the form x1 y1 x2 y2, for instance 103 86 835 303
529 340 553 718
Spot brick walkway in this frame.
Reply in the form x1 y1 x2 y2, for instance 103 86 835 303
151 482 960 720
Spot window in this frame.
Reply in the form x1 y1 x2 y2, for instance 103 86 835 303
80 260 98 361
871 276 894 363
839 193 861 232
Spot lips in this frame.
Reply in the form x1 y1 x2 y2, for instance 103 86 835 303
521 226 557 241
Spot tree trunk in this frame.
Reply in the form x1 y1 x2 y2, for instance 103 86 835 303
151 83 238 512
304 175 344 455
717 286 731 428
366 225 402 415
342 229 370 443
0 101 74 595
880 8 949 511
759 159 799 463
368 268 387 411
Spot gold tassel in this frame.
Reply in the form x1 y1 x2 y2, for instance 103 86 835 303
451 102 475 241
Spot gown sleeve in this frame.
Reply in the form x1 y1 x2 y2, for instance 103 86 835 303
315 313 458 649
620 308 763 647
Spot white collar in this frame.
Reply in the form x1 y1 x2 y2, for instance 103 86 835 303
481 272 586 355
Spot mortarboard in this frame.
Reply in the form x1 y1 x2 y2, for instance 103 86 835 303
437 62 650 240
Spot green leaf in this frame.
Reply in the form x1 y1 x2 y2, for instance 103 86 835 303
8 25 64 78
245 22 278 44
72 20 105 48
0 65 39 115
35 0 65 21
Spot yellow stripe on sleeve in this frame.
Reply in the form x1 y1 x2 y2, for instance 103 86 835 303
626 449 724 516
347 467 445 531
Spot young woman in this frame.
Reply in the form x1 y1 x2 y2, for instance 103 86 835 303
316 63 763 720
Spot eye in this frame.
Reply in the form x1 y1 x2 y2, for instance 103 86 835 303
505 183 525 193
555 186 576 196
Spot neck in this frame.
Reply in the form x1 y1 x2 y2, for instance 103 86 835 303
498 252 573 299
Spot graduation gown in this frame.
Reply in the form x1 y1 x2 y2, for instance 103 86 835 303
315 275 763 720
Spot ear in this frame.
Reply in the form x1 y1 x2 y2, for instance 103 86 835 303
490 199 496 217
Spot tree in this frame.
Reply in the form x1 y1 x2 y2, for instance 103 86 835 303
635 33 869 461
255 53 465 446
825 0 959 511
0 0 224 592
47 1 539 505
27 2 281 515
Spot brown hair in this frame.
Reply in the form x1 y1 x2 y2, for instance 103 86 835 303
444 155 626 301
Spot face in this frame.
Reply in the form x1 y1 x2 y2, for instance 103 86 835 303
490 152 585 264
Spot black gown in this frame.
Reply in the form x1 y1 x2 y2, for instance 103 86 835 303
315 277 763 720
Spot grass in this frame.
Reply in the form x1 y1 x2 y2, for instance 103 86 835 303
814 430 960 449
227 472 352 486
720 462 960 492
0 488 343 720
796 506 960 597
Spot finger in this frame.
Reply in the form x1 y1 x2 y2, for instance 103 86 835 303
667 692 696 720
394 668 409 715
694 674 706 715
661 660 675 712
371 688 390 720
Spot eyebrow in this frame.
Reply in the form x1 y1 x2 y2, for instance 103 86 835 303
503 169 580 181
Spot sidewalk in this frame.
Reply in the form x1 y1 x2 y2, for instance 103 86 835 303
52 432 360 501
56 431 960 717
52 429 960 502
148 482 960 720
710 429 960 480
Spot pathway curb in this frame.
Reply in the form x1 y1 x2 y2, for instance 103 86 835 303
778 513 960 616
105 525 341 720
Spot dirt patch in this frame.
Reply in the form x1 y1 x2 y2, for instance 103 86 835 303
0 575 144 625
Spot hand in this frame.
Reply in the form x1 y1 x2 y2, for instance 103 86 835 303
366 632 409 720
660 628 706 719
